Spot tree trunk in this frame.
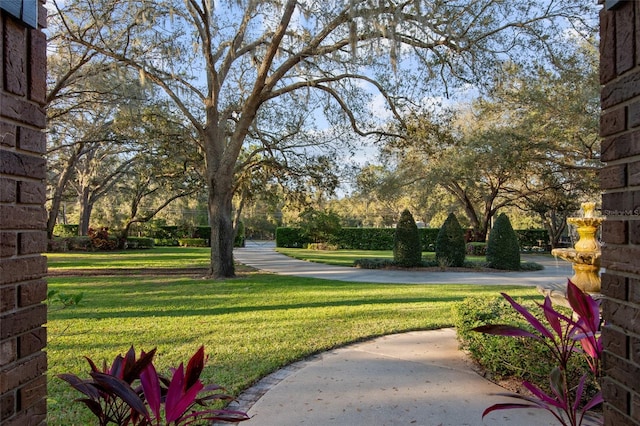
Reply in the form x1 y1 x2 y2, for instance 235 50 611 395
78 188 92 235
208 179 236 278
447 184 485 241
542 210 567 249
47 145 82 239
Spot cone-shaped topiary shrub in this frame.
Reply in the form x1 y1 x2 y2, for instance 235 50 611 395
435 213 466 267
487 213 521 270
393 209 422 267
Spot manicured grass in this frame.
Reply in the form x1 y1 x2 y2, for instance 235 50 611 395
46 248 543 424
47 247 212 269
275 248 395 265
275 247 487 265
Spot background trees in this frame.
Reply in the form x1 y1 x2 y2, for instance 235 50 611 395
375 36 600 244
49 0 595 277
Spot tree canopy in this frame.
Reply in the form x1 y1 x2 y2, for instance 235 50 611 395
49 0 596 276
377 35 600 242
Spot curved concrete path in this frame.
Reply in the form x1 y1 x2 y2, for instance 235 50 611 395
234 241 573 288
228 241 573 425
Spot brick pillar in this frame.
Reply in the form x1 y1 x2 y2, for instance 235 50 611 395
0 1 48 425
600 1 640 425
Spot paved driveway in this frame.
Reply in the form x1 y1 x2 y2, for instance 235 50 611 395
235 240 574 289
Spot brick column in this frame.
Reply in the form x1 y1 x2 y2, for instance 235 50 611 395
600 1 640 425
0 1 48 424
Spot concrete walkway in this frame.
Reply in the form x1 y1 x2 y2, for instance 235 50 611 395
229 241 573 425
234 240 573 288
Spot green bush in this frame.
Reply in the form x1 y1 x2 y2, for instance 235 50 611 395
306 242 339 250
66 236 92 251
275 227 307 248
297 208 342 244
453 295 599 400
419 228 440 252
192 226 211 246
454 296 550 382
487 213 521 270
515 229 549 251
234 221 246 248
435 213 466 267
47 239 69 252
53 224 79 237
276 227 439 251
124 237 154 249
153 238 179 246
393 209 422 267
332 228 395 250
177 238 207 247
466 242 487 256
353 258 396 269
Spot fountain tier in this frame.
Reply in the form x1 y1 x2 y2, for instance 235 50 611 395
551 202 604 294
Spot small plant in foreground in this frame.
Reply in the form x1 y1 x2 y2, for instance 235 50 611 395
58 346 249 425
47 289 84 310
472 280 602 426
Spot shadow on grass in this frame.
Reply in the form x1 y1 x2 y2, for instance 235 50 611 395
51 292 543 321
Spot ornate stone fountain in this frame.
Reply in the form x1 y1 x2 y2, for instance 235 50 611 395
551 202 604 294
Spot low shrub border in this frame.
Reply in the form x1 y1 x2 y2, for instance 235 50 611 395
178 238 208 247
453 294 599 407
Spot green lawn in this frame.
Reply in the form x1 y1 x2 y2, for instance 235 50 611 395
46 248 542 424
275 247 487 265
275 247 395 265
47 247 212 269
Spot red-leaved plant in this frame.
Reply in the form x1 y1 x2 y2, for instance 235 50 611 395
472 280 603 426
58 346 249 425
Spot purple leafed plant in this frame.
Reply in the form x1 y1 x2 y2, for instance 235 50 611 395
59 346 249 425
472 280 603 426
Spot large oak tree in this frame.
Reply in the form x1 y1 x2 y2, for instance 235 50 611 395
51 0 593 277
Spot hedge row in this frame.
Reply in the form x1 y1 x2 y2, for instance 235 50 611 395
52 224 246 248
47 236 154 252
276 227 441 250
276 227 549 251
515 229 549 249
453 295 599 398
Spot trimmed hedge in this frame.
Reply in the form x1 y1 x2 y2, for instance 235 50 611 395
466 242 487 256
334 228 395 250
515 229 549 250
193 226 211 240
276 226 549 252
177 238 207 247
275 227 307 248
124 237 154 249
393 210 422 267
419 229 440 252
454 296 559 386
53 224 79 237
153 238 179 246
453 295 599 398
435 213 466 267
276 227 440 251
487 213 521 270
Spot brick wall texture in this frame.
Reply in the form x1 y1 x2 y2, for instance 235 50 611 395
0 2 48 425
0 0 638 425
600 1 640 425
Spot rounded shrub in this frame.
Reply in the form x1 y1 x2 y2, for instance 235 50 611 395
435 213 466 267
393 209 422 267
487 213 521 270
